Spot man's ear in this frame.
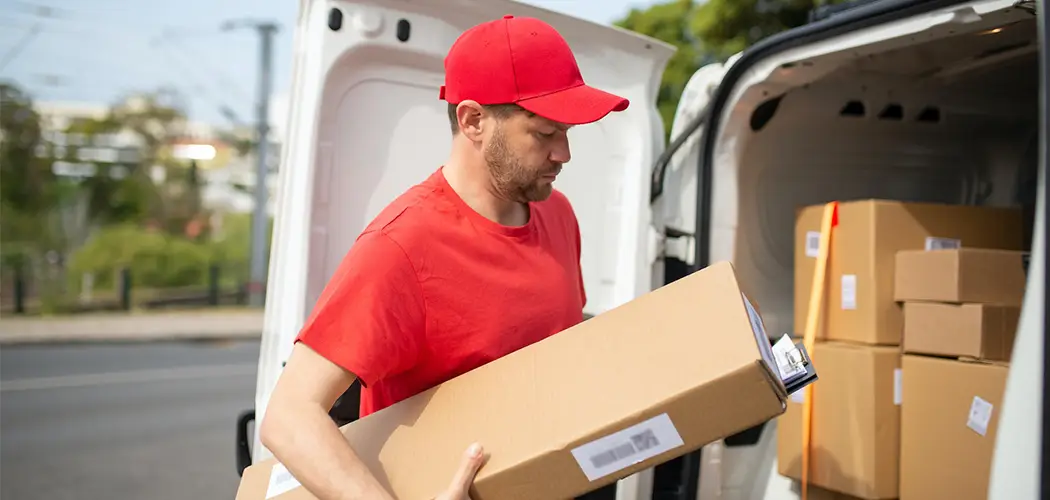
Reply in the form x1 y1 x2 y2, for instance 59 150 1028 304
456 101 485 141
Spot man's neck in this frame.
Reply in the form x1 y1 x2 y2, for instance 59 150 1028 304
443 153 529 227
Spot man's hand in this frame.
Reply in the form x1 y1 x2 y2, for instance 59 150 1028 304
436 443 487 500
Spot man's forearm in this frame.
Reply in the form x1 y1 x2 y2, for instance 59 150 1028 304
261 405 394 500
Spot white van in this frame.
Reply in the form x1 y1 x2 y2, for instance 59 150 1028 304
236 0 1046 499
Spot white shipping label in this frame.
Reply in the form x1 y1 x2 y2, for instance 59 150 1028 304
841 275 857 310
894 368 902 406
571 413 685 482
925 237 961 251
805 231 821 258
967 396 995 437
266 462 303 499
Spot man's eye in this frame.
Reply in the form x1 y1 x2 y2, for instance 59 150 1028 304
535 130 555 138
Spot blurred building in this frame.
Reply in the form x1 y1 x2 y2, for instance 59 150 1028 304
32 98 281 218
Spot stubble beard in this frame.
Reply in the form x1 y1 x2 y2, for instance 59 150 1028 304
484 126 555 204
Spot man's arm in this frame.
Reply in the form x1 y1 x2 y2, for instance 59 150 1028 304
258 230 486 500
260 342 395 500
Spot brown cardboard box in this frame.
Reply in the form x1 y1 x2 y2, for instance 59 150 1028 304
777 342 901 499
237 262 791 500
894 248 1028 306
900 355 1008 500
793 205 828 337
903 302 1018 361
793 200 1022 344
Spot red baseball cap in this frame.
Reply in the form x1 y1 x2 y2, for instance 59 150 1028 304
439 15 630 125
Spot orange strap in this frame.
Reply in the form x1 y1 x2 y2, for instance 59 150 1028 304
800 202 838 500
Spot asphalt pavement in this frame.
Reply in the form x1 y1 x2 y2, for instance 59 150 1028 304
1 339 260 500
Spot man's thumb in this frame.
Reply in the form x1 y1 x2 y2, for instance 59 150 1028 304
448 443 486 495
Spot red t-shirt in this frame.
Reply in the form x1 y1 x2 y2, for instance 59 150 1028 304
295 167 586 417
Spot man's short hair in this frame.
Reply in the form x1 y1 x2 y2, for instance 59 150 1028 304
447 102 523 135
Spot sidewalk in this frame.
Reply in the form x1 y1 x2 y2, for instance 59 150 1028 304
0 308 264 345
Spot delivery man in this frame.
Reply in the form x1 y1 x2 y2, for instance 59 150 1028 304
259 14 631 500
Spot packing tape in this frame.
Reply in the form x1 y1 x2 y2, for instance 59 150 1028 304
801 201 837 500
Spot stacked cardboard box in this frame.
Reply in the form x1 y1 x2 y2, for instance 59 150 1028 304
894 248 1026 500
778 200 1023 499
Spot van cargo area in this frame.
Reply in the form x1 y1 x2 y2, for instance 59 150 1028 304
654 1 1042 499
705 4 1039 342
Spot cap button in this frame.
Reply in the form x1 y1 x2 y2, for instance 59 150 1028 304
503 15 514 19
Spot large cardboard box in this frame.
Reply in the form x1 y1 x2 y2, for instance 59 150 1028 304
237 262 795 500
777 342 900 499
902 302 1018 361
894 248 1028 306
793 200 1022 344
900 355 1008 500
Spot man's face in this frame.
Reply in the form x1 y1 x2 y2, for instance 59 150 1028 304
482 108 572 203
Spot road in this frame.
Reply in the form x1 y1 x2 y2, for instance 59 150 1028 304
1 339 260 500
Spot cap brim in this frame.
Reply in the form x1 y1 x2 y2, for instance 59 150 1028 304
515 84 630 125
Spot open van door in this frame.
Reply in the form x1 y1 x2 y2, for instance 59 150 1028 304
987 0 1047 496
236 0 675 492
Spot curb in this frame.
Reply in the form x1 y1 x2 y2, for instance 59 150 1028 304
0 311 265 346
0 330 262 346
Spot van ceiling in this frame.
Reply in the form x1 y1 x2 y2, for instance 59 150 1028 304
829 17 1037 78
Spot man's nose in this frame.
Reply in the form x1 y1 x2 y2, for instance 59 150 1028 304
549 134 571 164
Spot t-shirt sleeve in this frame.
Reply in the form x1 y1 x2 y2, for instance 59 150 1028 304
295 230 425 387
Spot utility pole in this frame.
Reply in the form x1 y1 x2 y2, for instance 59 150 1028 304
223 19 279 307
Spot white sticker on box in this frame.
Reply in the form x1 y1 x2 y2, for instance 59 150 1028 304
894 368 902 406
571 413 685 481
805 231 821 258
925 237 961 251
967 396 995 436
266 462 302 499
841 275 857 310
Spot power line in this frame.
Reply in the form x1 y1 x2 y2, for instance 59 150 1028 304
0 22 41 72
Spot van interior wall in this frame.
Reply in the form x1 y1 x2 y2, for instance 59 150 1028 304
728 17 1039 338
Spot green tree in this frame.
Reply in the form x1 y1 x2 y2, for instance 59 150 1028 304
690 0 847 59
61 87 199 234
614 0 847 137
0 82 62 264
615 0 711 139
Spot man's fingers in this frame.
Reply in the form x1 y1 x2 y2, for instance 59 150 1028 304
446 443 486 497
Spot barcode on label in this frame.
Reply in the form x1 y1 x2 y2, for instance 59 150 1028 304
571 414 685 481
589 429 660 469
925 237 961 251
805 231 821 258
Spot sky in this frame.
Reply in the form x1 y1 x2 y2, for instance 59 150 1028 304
0 0 661 127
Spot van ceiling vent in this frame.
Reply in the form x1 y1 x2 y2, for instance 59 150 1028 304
916 106 941 123
839 100 865 117
750 95 783 132
878 103 904 120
